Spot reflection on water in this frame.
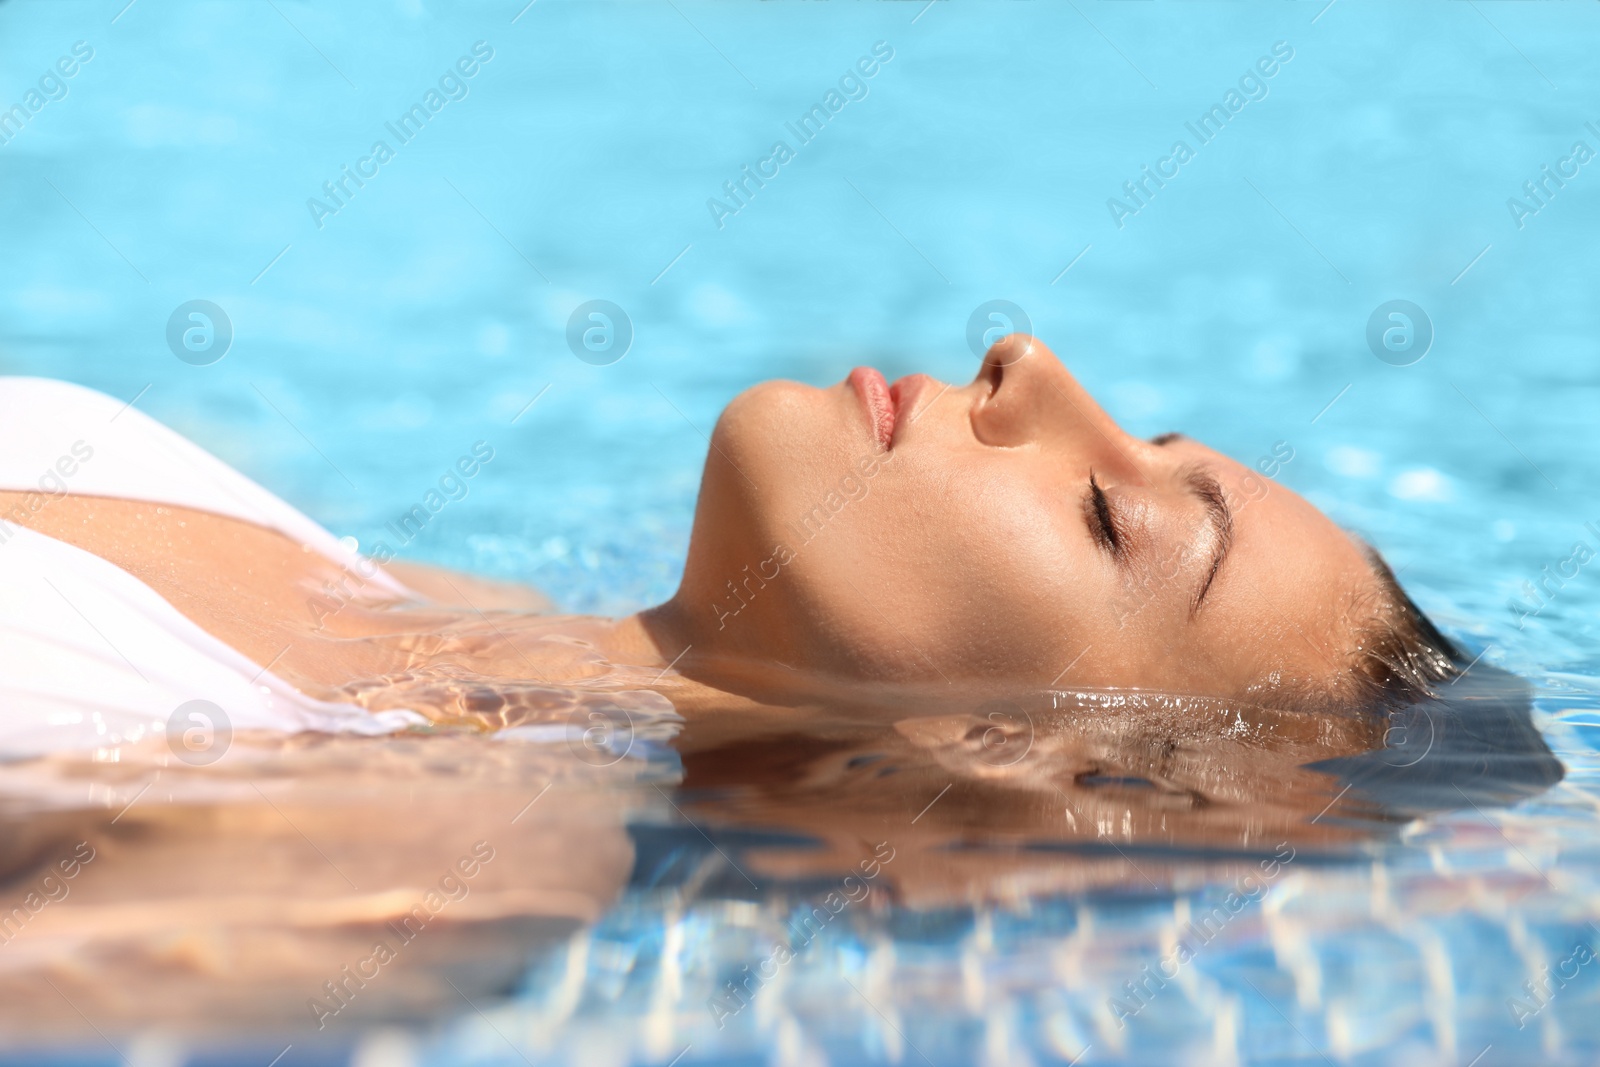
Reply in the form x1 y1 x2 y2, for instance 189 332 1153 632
0 663 1559 1062
0 731 663 1048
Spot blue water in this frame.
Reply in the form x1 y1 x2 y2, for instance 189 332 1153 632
5 1 1600 1064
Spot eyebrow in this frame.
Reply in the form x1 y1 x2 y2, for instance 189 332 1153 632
1183 466 1233 615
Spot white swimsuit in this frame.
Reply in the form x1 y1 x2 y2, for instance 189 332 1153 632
0 377 427 757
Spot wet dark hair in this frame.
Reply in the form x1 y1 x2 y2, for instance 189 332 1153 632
1349 548 1464 706
1316 547 1564 817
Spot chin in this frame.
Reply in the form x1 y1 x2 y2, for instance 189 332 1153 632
711 378 862 506
714 378 822 457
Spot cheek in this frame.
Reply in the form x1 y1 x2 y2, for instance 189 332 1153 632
694 383 832 561
945 500 1085 665
914 477 1070 596
794 462 1081 676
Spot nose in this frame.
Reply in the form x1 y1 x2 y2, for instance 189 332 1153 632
969 335 1147 484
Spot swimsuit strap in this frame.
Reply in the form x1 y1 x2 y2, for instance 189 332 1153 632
0 377 407 596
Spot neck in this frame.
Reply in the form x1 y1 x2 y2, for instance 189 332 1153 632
601 607 687 671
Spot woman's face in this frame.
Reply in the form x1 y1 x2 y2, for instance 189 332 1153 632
667 336 1380 701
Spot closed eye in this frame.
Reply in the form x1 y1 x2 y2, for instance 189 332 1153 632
1085 472 1122 557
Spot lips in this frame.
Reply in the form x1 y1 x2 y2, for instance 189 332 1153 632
889 374 933 433
848 367 897 450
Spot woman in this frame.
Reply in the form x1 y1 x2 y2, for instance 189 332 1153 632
0 334 1460 758
0 335 1560 1041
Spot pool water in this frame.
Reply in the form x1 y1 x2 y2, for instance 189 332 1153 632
3 1 1600 1064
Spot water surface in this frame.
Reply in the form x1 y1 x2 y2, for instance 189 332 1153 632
2 1 1600 1064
